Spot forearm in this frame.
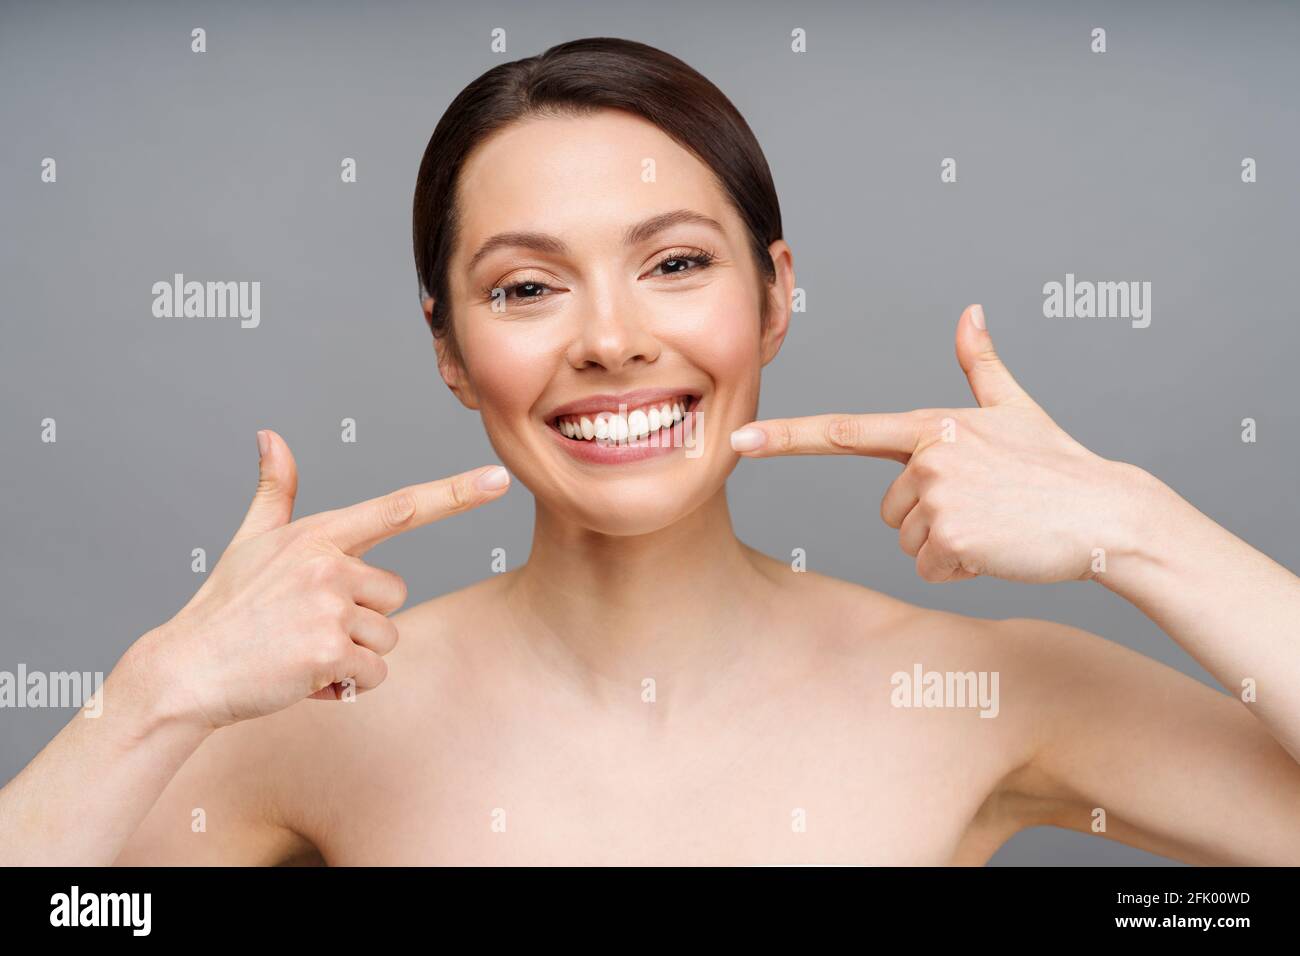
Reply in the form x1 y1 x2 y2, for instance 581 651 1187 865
0 635 212 865
1100 466 1300 760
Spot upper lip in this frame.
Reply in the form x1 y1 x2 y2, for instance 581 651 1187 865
544 387 700 422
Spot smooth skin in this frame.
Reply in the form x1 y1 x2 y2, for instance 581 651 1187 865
734 303 1300 764
1 108 1297 865
0 453 511 865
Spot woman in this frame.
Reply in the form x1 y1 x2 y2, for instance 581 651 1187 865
3 37 1298 866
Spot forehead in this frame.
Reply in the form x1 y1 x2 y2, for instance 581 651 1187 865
452 108 739 261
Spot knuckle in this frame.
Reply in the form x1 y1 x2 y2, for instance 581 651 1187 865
444 476 472 512
380 491 417 530
824 416 859 450
305 554 349 587
910 451 942 481
923 482 954 514
923 410 957 443
291 518 336 552
390 574 409 607
929 518 962 556
918 560 945 584
315 589 351 622
300 556 333 587
311 638 344 674
768 421 793 453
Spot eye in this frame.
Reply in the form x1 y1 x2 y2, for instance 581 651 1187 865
483 278 559 305
645 248 716 278
481 247 717 308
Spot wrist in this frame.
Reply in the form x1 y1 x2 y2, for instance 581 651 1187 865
1093 461 1188 593
110 627 216 746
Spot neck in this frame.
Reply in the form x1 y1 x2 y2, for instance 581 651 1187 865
503 485 774 700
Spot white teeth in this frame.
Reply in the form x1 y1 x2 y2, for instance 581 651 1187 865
555 395 693 444
628 409 649 438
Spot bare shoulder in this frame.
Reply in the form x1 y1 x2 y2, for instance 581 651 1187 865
117 575 509 865
387 572 512 661
743 544 1050 674
796 573 1300 862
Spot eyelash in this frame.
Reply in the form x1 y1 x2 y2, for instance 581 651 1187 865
482 248 717 304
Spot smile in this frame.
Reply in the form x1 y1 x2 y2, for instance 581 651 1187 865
551 394 695 444
544 391 703 465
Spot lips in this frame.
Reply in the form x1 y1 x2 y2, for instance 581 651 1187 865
552 394 694 444
543 390 703 465
545 387 702 422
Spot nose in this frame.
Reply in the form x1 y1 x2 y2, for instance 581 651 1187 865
565 282 661 371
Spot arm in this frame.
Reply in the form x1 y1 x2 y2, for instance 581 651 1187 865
0 641 213 866
1099 469 1300 761
2 640 310 867
0 430 509 865
1004 475 1300 864
994 616 1300 865
731 303 1300 862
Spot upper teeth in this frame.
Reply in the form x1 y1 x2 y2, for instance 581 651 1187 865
556 397 690 443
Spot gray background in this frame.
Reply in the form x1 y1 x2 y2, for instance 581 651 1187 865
2 0 1297 865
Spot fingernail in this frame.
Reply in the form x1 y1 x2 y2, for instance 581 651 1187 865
256 430 270 459
969 304 986 330
476 465 510 491
730 427 766 452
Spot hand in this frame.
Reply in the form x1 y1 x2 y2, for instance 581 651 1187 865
729 304 1161 584
126 430 511 729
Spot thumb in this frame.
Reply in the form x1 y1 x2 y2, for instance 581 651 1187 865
955 304 1034 408
232 429 298 542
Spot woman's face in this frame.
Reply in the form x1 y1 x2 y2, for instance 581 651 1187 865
433 108 791 535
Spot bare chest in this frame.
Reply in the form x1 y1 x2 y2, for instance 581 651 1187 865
305 702 1011 865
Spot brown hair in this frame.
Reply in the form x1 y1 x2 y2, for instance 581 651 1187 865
412 36 783 366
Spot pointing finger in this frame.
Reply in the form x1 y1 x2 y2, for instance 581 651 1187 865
322 464 510 556
729 412 922 463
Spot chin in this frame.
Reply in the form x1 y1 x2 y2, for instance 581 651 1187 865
568 497 704 537
486 398 737 535
532 461 730 537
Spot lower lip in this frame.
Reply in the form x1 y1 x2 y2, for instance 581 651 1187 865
547 399 701 465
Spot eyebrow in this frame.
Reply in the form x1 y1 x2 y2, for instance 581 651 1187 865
465 208 725 273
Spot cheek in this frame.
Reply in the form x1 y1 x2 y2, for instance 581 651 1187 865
460 322 553 423
673 284 765 417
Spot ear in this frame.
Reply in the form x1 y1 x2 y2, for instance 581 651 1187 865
759 239 795 367
424 296 480 411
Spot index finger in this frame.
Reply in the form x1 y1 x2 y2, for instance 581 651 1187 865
729 412 923 463
321 464 511 556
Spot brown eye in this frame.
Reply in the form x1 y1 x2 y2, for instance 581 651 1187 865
506 281 547 299
647 250 715 278
487 279 554 304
